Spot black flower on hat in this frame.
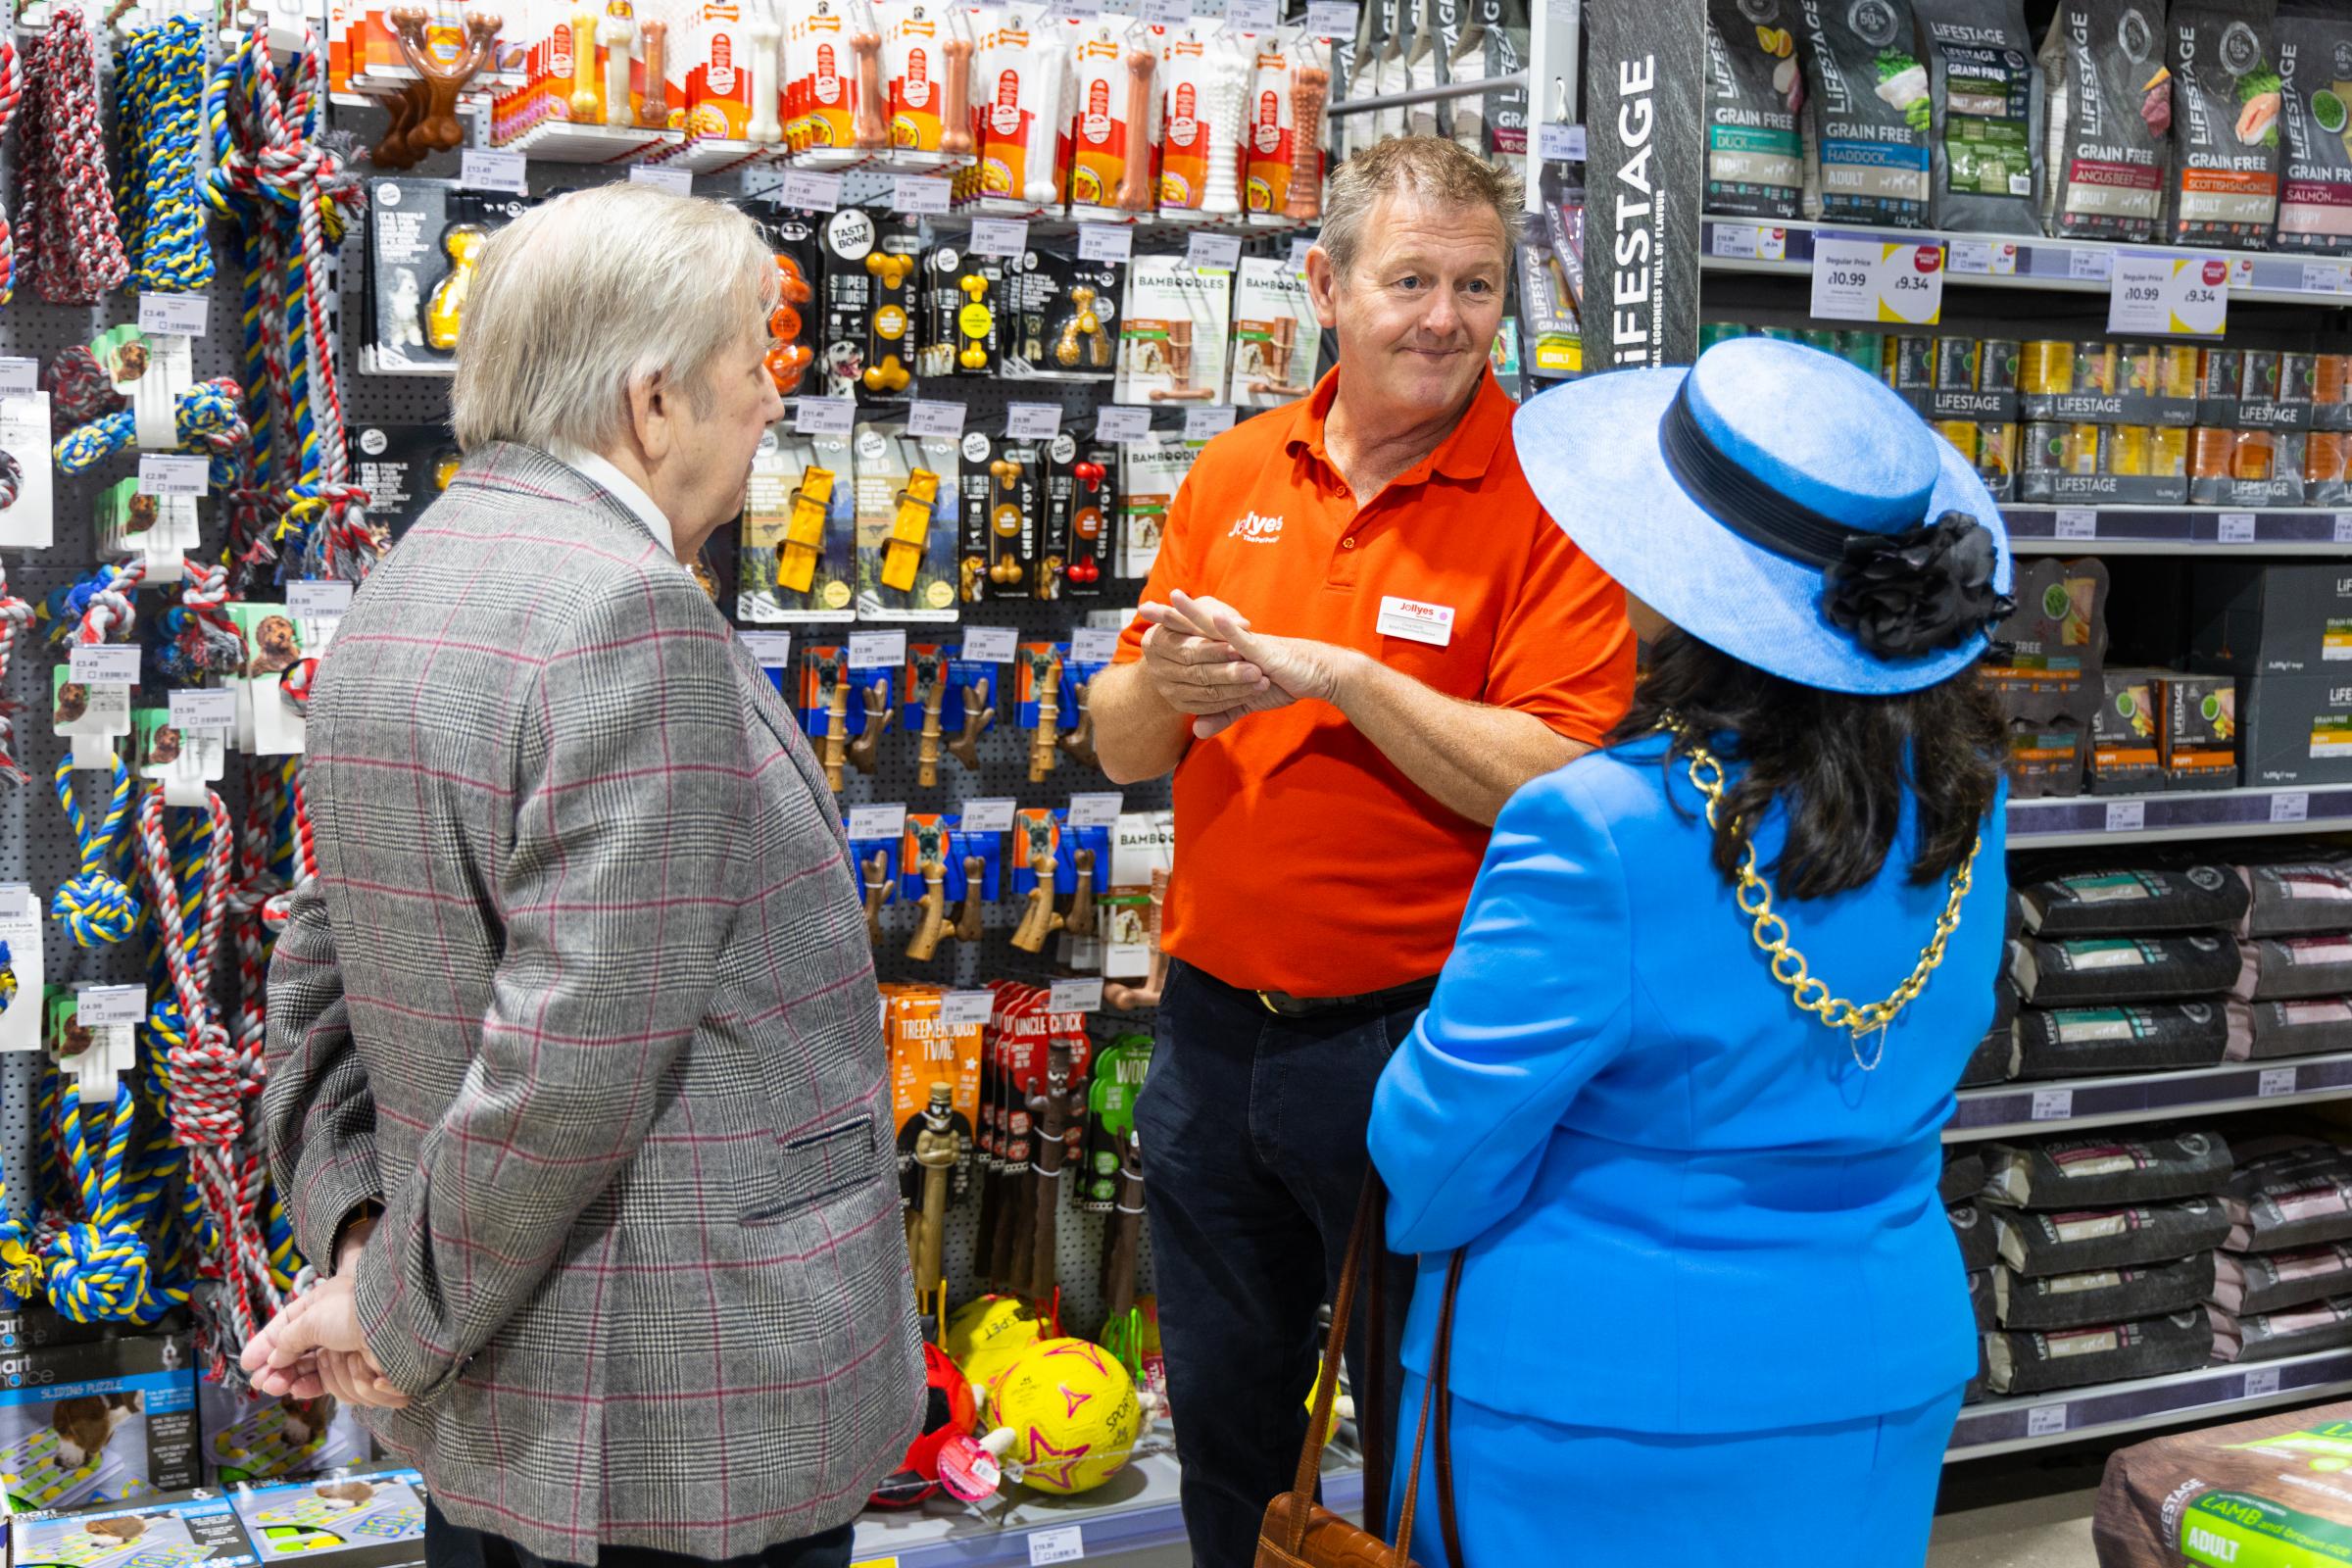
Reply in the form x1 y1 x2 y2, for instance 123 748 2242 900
1820 512 2013 662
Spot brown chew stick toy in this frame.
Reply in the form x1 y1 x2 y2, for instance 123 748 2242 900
848 676 893 774
947 675 992 770
637 20 669 126
820 662 850 791
1063 848 1097 939
1149 319 1215 401
905 858 950 960
384 9 503 167
953 856 986 943
914 656 946 787
852 28 888 148
1114 47 1157 210
862 850 895 947
1285 66 1329 222
940 34 976 154
1027 652 1061 782
1009 847 1063 954
1023 1042 1075 1300
1056 674 1097 770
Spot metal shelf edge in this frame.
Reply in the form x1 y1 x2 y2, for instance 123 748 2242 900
1947 1349 2352 1461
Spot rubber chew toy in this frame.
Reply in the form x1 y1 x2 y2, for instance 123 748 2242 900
1114 45 1156 209
905 858 949 960
817 652 849 790
637 19 669 125
424 225 487 351
1024 648 1061 783
882 468 940 592
908 1084 959 1321
1285 65 1329 221
848 677 894 773
1023 1041 1076 1297
947 675 992 769
567 6 601 121
1022 29 1065 206
1149 319 1215 401
1009 842 1062 953
601 5 633 125
953 855 985 943
940 32 976 153
380 9 503 167
777 466 832 592
912 652 946 786
862 849 895 947
1063 847 1097 938
1055 287 1110 367
1056 674 1097 769
745 0 781 142
1200 39 1247 217
852 25 888 148
1250 318 1312 397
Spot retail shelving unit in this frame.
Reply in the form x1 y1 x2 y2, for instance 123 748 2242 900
2006 507 2352 555
1949 1348 2352 1461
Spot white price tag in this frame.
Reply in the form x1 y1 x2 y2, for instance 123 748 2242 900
2219 512 2257 543
1048 979 1104 1015
2336 513 2352 544
2104 800 2146 833
780 170 845 211
1072 626 1121 663
1289 235 1315 271
943 990 996 1027
1184 406 1237 441
1078 223 1135 265
1140 0 1188 22
796 398 858 435
2305 261 2351 295
460 148 528 194
960 798 1018 834
1068 792 1124 828
2260 1066 2300 1099
0 358 37 395
2272 791 2311 824
286 580 354 617
70 645 141 686
1536 122 1586 163
1029 1525 1086 1566
137 292 210 337
740 631 793 666
1226 0 1277 26
1187 232 1244 271
137 454 211 497
0 885 30 920
1304 0 1356 33
1061 0 1103 15
846 804 907 842
1809 237 1944 326
849 629 907 668
1944 238 2017 276
1096 406 1152 443
76 986 145 1027
907 400 969 438
2107 252 2230 337
2026 1404 2069 1439
2031 1088 2075 1121
893 175 953 215
969 217 1031 258
2054 508 2098 539
963 626 1019 662
168 688 236 730
2069 248 2115 282
1709 223 1761 261
1007 403 1064 439
2247 1366 2283 1399
629 165 693 195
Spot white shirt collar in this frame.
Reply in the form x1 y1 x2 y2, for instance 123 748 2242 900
553 445 680 561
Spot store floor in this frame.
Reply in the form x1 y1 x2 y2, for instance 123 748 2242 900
1926 1446 2111 1568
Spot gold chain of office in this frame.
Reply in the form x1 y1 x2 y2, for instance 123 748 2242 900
1665 720 1981 1072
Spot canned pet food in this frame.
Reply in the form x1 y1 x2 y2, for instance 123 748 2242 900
2077 342 2120 396
2025 422 2071 477
2233 430 2278 482
2190 427 2236 479
2199 349 2246 401
2308 431 2348 481
1980 340 2022 394
2282 353 2319 405
2319 354 2352 408
2021 340 2075 396
2105 425 2152 477
1977 423 2020 495
1886 336 1935 393
1698 321 1747 353
2158 345 2201 399
2121 346 2161 398
1936 336 1982 392
2151 427 2190 478
1834 330 1882 374
2243 351 2281 402
1936 421 1980 462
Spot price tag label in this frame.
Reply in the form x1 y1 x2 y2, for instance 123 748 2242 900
2107 253 2230 337
2104 800 2146 833
2054 508 2098 539
1810 238 1944 325
460 148 528 194
962 626 1019 662
1068 792 1124 828
1289 235 1315 270
1048 979 1104 1016
2247 1366 2283 1399
1710 223 1761 261
629 165 693 195
1187 232 1244 271
1007 403 1064 439
1061 0 1103 15
2026 1404 2069 1439
1945 238 2017 276
1536 122 1586 163
2305 261 2351 295
169 688 236 730
76 986 145 1026
960 798 1018 834
780 170 845 211
740 631 793 666
70 645 141 685
137 454 211 497
906 401 968 438
287 580 354 617
1184 406 1237 441
892 175 953 215
848 630 907 668
1072 626 1121 663
0 885 30 920
1304 0 1356 31
2272 791 2311 824
2261 1066 2300 1099
1078 223 1135 265
2219 512 2257 544
2069 248 2115 282
1140 0 1188 22
969 217 1030 258
846 805 907 842
796 398 858 435
137 292 210 337
943 991 996 1027
1096 405 1152 443
1226 0 1278 26
1029 1526 1086 1566
2031 1088 2075 1122
0 358 37 395
2336 512 2352 544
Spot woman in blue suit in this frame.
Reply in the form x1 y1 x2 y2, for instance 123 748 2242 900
1368 337 2014 1568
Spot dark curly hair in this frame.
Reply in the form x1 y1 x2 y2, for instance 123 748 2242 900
1615 630 2004 902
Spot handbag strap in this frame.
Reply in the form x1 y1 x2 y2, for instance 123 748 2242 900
1432 1250 1467 1568
1290 1172 1373 1505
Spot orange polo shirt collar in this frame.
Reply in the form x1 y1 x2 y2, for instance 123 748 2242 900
1283 366 1514 490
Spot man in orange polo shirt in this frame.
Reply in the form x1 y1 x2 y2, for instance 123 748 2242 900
1094 136 1633 1566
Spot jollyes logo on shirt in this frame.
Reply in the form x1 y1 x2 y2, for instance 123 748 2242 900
1227 511 1285 544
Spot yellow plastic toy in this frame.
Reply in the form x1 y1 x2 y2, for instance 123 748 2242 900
777 466 834 593
881 467 940 593
424 225 490 352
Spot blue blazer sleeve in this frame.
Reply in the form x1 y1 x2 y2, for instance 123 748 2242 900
1370 766 1634 1255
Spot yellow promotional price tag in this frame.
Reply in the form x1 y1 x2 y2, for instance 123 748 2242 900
2106 254 2229 338
1810 238 1944 326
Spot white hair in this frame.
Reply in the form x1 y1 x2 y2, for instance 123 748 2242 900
451 184 777 454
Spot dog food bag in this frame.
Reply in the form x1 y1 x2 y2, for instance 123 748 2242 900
2014 1002 2229 1079
2240 861 2352 936
1951 1199 2002 1271
2213 1294 2352 1361
2037 0 2173 240
1970 1266 1997 1330
2228 996 2352 1059
1992 1197 2230 1275
2236 933 2352 1001
1706 0 1808 219
1960 1009 2018 1084
2013 933 2242 1004
2095 1405 2352 1564
1995 1251 2216 1331
2224 1138 2352 1250
2020 865 2251 937
1796 0 1932 223
1918 0 2043 231
2168 0 2284 246
2213 1238 2352 1313
1983 1129 2233 1208
2274 0 2352 251
1985 1309 2214 1395
1943 1148 1990 1205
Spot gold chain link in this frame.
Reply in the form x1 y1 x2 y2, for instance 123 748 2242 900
1669 720 1980 1071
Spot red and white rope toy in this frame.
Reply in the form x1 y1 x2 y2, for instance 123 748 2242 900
17 7 128 305
0 563 33 785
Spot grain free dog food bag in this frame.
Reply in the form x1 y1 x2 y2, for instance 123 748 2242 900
2013 933 2242 1004
1992 1196 2230 1274
1943 1148 1990 1205
1796 0 1932 223
1961 977 2022 1085
1705 0 1809 219
1951 1199 2002 1271
2235 933 2352 1001
1985 1309 2214 1395
2224 1139 2352 1250
2019 864 2250 937
2014 1002 2230 1077
2240 860 2352 936
1918 0 2043 231
2273 0 2352 252
2213 1238 2352 1313
2036 0 2173 241
2212 1294 2352 1360
1970 1266 1998 1331
1994 1251 2216 1331
1983 1129 2232 1207
2228 996 2352 1059
2168 0 2284 247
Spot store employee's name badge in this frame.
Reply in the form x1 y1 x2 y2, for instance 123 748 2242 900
1377 596 1454 648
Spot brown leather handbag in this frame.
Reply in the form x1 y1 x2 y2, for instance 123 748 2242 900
1256 1177 1467 1568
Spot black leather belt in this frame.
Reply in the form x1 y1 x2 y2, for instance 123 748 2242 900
1251 976 1441 1019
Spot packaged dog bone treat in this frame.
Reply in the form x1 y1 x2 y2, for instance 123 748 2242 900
1796 0 1930 224
1982 1128 2232 1208
2167 0 2283 247
2234 932 2352 1001
2223 1138 2352 1250
2011 933 2242 1005
1994 1251 2216 1332
1991 1197 2230 1276
2212 1238 2352 1314
1918 0 2042 232
2019 864 2250 937
1984 1309 2213 1395
2014 1002 2230 1077
1703 0 1807 220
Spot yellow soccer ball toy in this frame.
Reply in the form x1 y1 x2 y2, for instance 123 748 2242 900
947 1295 1047 1395
990 1338 1144 1496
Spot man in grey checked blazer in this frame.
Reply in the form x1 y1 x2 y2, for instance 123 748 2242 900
249 185 922 1568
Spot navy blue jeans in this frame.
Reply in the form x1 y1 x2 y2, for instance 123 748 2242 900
1138 959 1419 1568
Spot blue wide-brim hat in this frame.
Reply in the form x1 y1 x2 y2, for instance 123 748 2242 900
1514 337 2013 697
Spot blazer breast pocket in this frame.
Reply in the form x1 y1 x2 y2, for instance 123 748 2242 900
740 1115 882 1226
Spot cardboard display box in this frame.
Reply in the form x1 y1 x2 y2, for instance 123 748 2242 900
2192 563 2352 676
12 1464 428 1568
0 1329 197 1513
2241 672 2352 788
2157 673 2239 792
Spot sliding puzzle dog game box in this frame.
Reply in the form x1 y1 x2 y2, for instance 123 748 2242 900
0 1330 196 1513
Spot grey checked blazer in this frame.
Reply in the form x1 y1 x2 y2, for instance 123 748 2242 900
262 443 922 1564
